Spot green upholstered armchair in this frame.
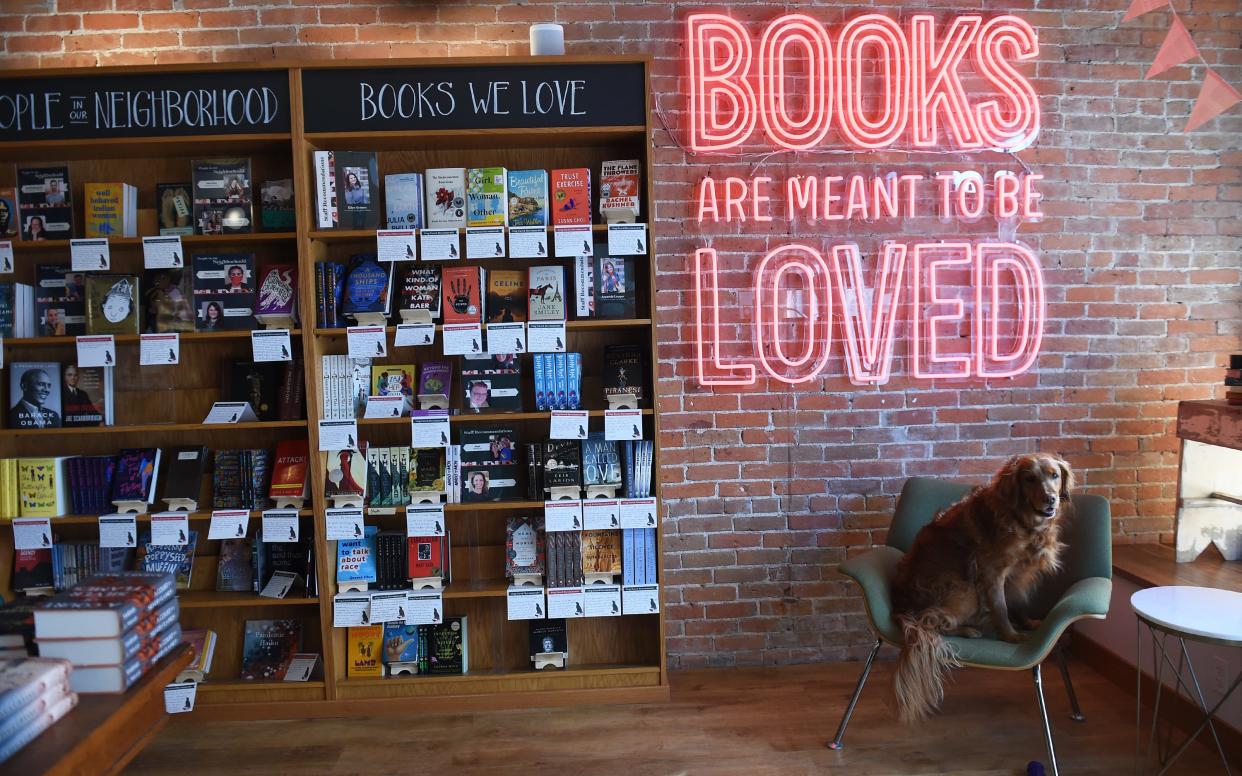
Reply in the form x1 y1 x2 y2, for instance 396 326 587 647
828 477 1113 776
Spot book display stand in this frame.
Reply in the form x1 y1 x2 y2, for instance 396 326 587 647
0 56 666 720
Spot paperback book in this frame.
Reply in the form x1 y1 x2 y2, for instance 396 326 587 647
241 619 302 681
385 172 424 230
551 168 591 226
334 151 381 229
397 264 441 321
424 168 467 229
507 169 549 227
156 183 194 236
83 182 138 238
485 270 526 324
599 159 641 223
527 266 566 321
466 167 508 227
254 264 298 328
85 275 140 335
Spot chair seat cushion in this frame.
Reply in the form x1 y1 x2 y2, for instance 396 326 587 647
840 549 1113 670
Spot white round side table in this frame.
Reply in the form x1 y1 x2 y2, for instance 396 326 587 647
1131 585 1242 775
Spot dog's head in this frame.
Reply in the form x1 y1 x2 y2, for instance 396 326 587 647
994 454 1074 525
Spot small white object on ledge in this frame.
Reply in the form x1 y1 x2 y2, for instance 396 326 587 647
530 23 565 56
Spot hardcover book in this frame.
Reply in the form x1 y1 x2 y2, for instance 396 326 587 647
385 172 424 230
35 264 86 336
84 182 137 238
466 166 508 227
599 159 641 223
603 344 645 403
371 363 416 413
424 168 467 229
269 439 310 501
542 440 582 491
485 270 526 324
507 169 549 227
156 183 194 236
159 445 209 505
8 362 62 429
85 275 140 335
0 186 17 237
17 166 73 241
110 448 161 505
192 253 256 331
529 618 567 659
32 571 177 639
551 168 591 226
418 361 451 398
582 437 622 489
61 365 110 427
527 265 566 321
260 179 295 231
140 531 198 590
241 619 302 681
381 622 422 665
215 539 254 592
407 535 447 579
334 151 381 229
142 268 195 333
254 264 298 327
324 447 368 500
581 529 622 575
427 617 467 675
410 448 446 494
505 515 545 579
346 624 383 678
442 266 484 325
397 264 441 320
12 549 53 594
340 253 393 318
594 256 635 319
192 158 253 235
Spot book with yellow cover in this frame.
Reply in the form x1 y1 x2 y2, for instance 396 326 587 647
581 529 622 575
84 182 137 238
18 457 67 517
0 459 19 518
347 624 383 678
371 364 416 413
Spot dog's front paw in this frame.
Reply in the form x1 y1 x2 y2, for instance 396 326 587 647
1000 630 1023 644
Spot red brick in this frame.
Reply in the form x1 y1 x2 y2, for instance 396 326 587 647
82 13 140 30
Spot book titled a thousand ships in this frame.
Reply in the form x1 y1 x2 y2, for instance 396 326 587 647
33 571 176 639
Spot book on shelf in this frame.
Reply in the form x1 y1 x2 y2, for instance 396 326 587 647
278 359 306 421
371 363 416 414
424 168 467 229
427 617 467 675
533 353 581 411
84 275 140 335
264 538 310 594
507 169 549 227
216 539 254 592
0 186 18 237
35 265 86 337
546 531 584 587
347 624 384 678
460 426 520 501
530 619 567 661
365 449 411 509
254 264 298 328
269 439 310 503
18 458 68 518
542 440 583 494
46 543 131 593
0 281 35 339
385 172 424 230
9 362 62 429
211 448 271 510
139 532 197 590
461 353 522 414
410 448 446 496
397 264 441 322
221 360 281 421
17 166 73 241
319 355 372 420
313 151 338 229
181 628 217 680
337 525 378 588
61 365 112 427
110 448 162 509
551 168 591 226
142 267 196 333
340 253 393 321
622 528 658 584
331 151 381 229
599 159 641 223
581 529 622 576
573 254 594 318
583 436 622 491
441 266 484 325
32 571 176 639
260 179 295 232
527 265 566 321
381 622 423 669
407 534 449 581
156 183 194 236
159 445 209 507
505 515 545 580
466 166 508 227
603 344 645 405
65 455 117 515
418 360 451 400
192 158 253 235
485 269 527 324
192 253 257 332
12 549 54 596
83 182 138 238
374 530 409 588
241 619 303 681
593 256 635 319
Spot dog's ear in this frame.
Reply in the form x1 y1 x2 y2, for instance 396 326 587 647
1056 457 1075 500
993 455 1024 510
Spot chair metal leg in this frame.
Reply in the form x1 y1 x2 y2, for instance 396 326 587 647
1033 663 1061 776
1055 646 1086 722
827 639 882 750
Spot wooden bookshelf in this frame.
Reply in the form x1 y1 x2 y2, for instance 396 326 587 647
0 56 667 719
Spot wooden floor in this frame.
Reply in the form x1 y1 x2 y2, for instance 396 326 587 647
126 658 1227 775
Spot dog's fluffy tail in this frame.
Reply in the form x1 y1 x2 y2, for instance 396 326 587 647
893 609 960 724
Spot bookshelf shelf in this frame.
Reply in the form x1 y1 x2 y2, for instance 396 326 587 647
3 330 303 348
313 319 651 338
178 592 320 609
7 232 297 254
356 409 653 427
307 224 612 243
3 420 307 438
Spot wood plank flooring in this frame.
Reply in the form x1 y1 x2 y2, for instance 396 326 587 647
126 657 1230 775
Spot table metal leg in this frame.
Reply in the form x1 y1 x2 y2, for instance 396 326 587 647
1135 618 1143 776
1145 625 1167 766
1155 668 1242 776
1178 637 1233 776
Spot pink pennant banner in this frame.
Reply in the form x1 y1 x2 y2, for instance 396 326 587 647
1186 69 1242 131
1123 0 1170 22
1146 16 1199 78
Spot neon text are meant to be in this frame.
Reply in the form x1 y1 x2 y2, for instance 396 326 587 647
686 12 1046 387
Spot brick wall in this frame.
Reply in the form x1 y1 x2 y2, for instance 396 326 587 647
3 1 1240 668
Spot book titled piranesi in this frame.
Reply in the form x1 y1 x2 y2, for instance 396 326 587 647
551 168 591 226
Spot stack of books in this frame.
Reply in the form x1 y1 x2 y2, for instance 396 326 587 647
32 571 181 694
0 600 36 659
1227 354 1242 406
0 657 77 765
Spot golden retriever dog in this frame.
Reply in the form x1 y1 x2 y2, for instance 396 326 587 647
890 454 1073 723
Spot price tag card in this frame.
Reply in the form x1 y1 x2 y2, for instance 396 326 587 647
368 590 407 623
363 395 405 419
465 226 506 259
325 508 365 541
262 509 300 543
550 410 589 440
376 229 418 262
623 584 661 615
98 514 137 548
333 593 371 627
260 570 298 599
283 653 318 682
251 329 293 362
71 238 110 271
486 321 526 354
347 325 387 358
405 589 443 625
142 235 185 269
150 513 190 546
164 682 197 714
139 333 180 366
527 320 567 353
208 509 249 540
395 322 435 347
547 586 586 619
544 500 583 532
583 499 620 530
0 241 13 273
442 323 484 355
619 497 659 529
506 586 546 620
405 503 445 536
203 401 258 424
583 584 623 617
554 224 594 257
318 419 360 451
607 223 648 255
605 409 643 441
12 517 53 551
76 335 116 368
508 226 549 258
409 410 451 448
420 228 460 261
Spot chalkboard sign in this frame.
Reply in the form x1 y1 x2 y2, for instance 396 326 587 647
301 62 646 133
0 70 290 142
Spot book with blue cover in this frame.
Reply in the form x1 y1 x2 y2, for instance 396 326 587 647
385 172 424 230
141 530 198 590
381 622 423 666
336 525 378 586
507 169 549 227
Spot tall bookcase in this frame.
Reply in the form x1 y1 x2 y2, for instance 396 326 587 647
0 57 667 719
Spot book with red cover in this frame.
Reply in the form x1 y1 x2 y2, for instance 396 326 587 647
442 266 484 325
269 438 310 501
551 168 591 226
407 535 447 580
33 571 177 639
12 548 53 594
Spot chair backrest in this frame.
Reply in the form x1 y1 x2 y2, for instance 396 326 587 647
885 476 1113 617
